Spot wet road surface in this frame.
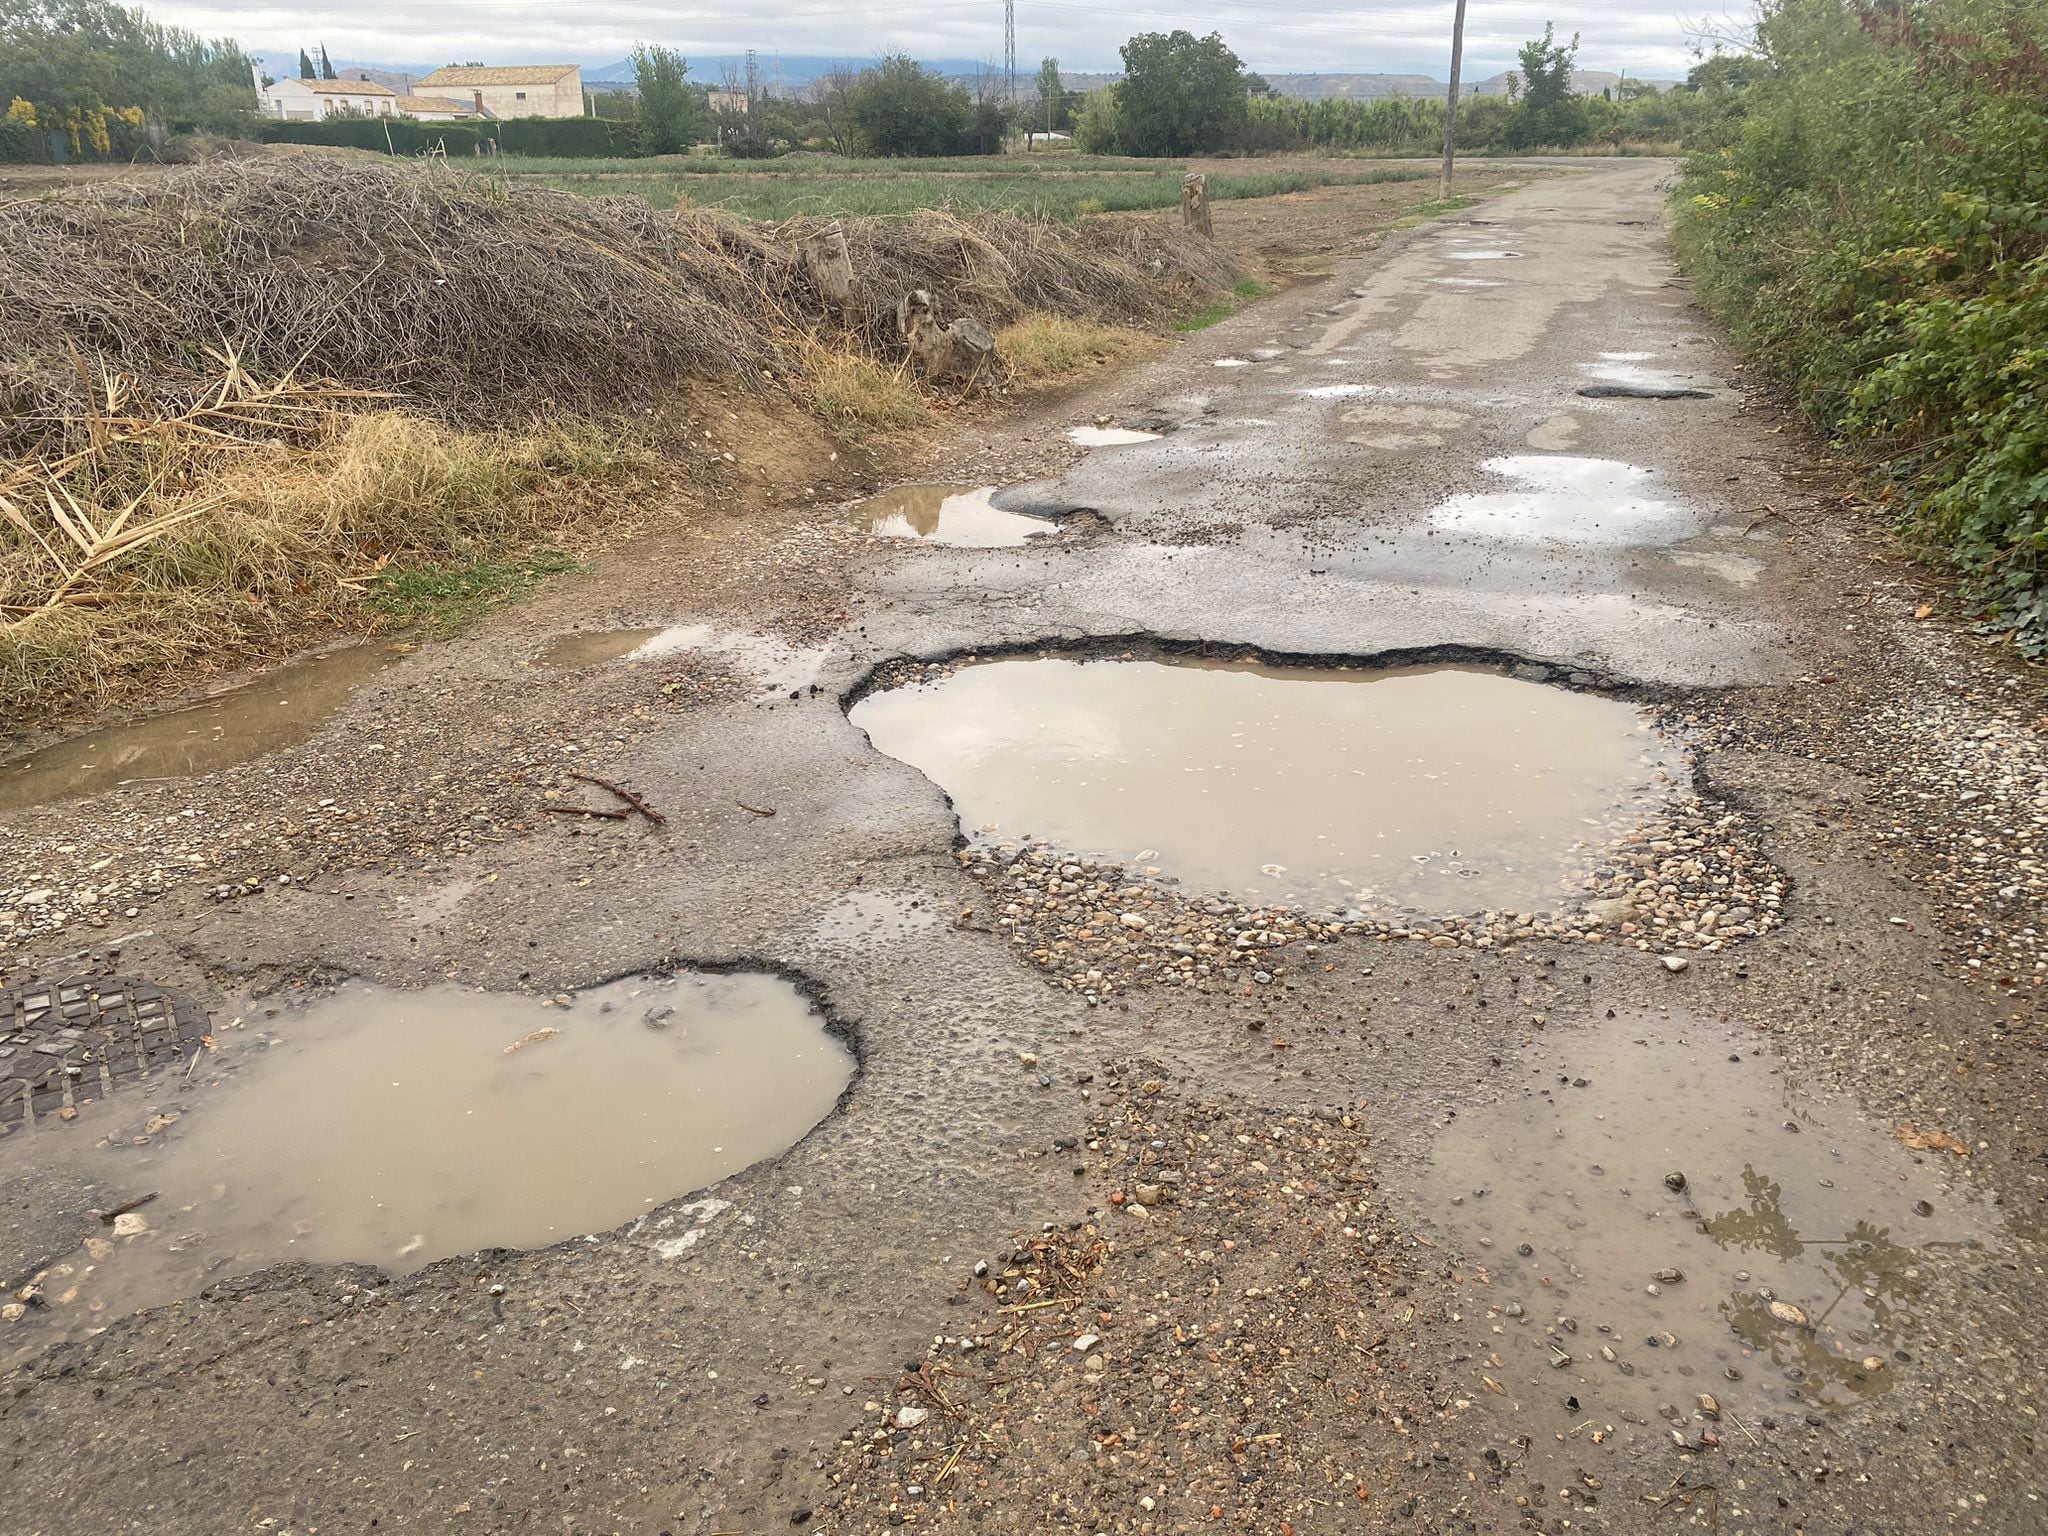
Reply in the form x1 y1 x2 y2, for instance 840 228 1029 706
1 162 2043 1535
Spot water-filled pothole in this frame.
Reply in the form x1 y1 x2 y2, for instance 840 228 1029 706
1428 455 1698 547
850 656 1680 915
4 970 852 1351
1427 1010 2004 1418
0 643 407 811
1067 426 1163 448
1446 250 1522 261
850 484 1057 547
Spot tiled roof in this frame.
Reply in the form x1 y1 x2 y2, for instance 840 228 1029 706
419 65 578 86
290 78 396 96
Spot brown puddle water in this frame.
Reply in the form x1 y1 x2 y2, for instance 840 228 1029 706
0 643 405 811
4 971 851 1355
850 658 1679 915
541 627 668 667
1426 1010 2006 1423
850 484 1056 547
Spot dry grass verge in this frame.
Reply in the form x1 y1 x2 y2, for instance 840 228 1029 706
1 408 651 712
995 316 1153 386
804 353 931 439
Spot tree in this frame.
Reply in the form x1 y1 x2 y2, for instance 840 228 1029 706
298 47 315 81
1503 23 1590 147
847 53 968 157
630 43 700 155
1034 56 1068 132
1114 31 1247 156
1071 86 1119 153
317 43 335 80
1 0 255 135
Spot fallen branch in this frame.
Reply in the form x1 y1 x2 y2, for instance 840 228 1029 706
566 771 666 825
736 801 777 818
90 1191 159 1223
543 804 629 821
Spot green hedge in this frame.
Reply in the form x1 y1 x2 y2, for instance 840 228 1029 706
258 118 485 156
256 115 639 160
495 117 634 157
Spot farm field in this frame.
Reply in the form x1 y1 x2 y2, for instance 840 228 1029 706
498 152 1436 222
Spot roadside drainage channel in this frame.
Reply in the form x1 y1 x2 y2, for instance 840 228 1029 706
1 968 853 1356
848 650 1683 919
1403 1007 2011 1460
0 641 408 812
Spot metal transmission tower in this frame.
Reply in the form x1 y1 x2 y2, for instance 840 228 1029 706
745 48 760 112
1004 0 1016 103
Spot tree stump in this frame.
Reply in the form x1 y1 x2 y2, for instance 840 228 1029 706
802 219 855 315
897 290 999 390
1181 173 1212 238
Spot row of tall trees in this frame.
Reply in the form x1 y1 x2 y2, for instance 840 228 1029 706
0 0 253 158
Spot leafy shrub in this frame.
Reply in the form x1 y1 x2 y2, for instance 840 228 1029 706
0 113 34 162
1674 0 2047 650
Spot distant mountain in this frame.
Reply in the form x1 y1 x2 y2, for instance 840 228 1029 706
1469 68 1676 97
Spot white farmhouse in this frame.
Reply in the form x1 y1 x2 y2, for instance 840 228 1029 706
416 65 583 119
260 77 398 120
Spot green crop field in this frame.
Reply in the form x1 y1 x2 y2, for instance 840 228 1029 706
494 154 1433 223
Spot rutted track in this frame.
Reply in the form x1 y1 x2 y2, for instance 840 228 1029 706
1 162 2043 1536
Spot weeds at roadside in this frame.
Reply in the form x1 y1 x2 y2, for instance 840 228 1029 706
367 549 582 631
806 353 930 438
995 316 1150 384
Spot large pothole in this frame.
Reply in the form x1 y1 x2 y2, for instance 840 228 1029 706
2 968 852 1356
851 653 1681 917
1422 1009 2007 1435
849 484 1058 547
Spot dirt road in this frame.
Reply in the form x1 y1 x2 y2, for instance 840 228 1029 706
2 161 2044 1534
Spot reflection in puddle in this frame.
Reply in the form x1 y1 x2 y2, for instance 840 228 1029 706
1580 359 1712 399
850 484 1057 546
540 624 828 696
1429 455 1698 547
1212 358 1252 368
5 972 852 1353
851 658 1679 914
1446 250 1521 260
1433 277 1506 287
0 643 406 811
1067 426 1163 448
1429 1011 2003 1418
1299 383 1376 400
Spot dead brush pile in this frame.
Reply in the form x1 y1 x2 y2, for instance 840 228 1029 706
0 156 1237 450
0 157 1233 712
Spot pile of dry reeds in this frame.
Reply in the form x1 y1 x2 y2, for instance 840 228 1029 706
0 157 1237 456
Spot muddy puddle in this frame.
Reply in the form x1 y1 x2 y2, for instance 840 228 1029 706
1446 250 1521 261
0 643 405 811
3 971 852 1354
850 657 1679 915
1067 426 1162 448
539 624 828 696
850 484 1057 547
1426 1010 2007 1427
1429 455 1698 547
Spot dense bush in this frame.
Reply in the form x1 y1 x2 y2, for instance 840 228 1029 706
0 107 33 161
1674 0 2048 650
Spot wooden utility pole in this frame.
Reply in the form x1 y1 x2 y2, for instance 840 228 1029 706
1439 0 1469 200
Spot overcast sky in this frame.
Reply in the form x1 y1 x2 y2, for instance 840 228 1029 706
152 0 1751 80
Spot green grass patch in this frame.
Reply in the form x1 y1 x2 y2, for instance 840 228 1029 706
1173 299 1237 333
511 161 1432 224
1232 279 1271 299
367 549 582 631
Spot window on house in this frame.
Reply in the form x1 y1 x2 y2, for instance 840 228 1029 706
515 91 527 100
